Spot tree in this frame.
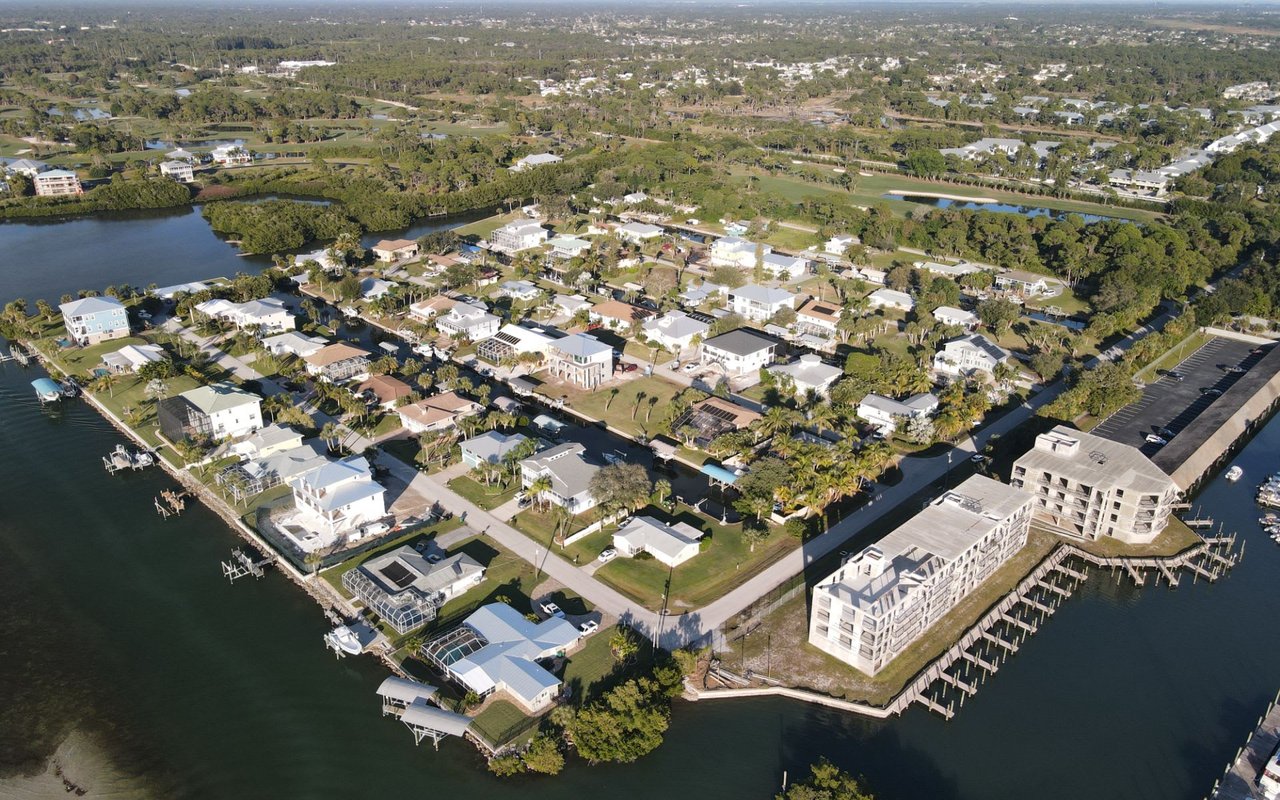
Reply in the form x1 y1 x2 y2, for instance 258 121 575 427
610 628 640 662
904 148 946 178
589 463 652 517
520 734 565 775
777 759 876 800
977 298 1021 337
568 679 669 765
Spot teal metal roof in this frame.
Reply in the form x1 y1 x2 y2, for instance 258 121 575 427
701 463 739 485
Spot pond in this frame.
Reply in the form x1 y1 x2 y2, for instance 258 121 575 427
887 194 1124 224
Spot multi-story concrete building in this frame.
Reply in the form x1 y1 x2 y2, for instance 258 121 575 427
33 169 83 197
809 475 1033 675
1011 425 1180 545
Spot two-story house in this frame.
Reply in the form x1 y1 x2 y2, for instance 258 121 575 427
59 296 129 346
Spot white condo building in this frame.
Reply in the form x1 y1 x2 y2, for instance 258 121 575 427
1011 426 1180 545
809 476 1033 675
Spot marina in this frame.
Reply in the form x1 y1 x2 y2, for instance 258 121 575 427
1208 689 1280 800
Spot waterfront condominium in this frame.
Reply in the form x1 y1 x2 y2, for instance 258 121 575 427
809 475 1033 676
1010 425 1180 545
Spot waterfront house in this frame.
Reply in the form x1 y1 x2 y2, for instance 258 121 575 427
371 239 420 263
158 382 263 443
809 476 1032 675
343 547 485 634
546 333 612 389
459 431 529 469
867 288 915 312
511 153 562 171
360 278 394 301
211 145 252 166
589 299 651 332
612 516 704 568
424 603 580 713
933 306 978 330
261 331 326 358
856 392 938 435
355 375 415 411
195 297 295 333
229 424 305 460
489 220 549 254
642 310 710 353
435 302 501 341
520 442 601 514
932 334 1010 379
767 354 842 397
709 236 765 269
617 221 664 244
407 295 456 324
60 296 129 346
215 440 330 504
6 158 46 178
476 323 558 364
727 285 797 323
701 328 779 375
669 396 760 448
287 455 386 542
397 391 483 435
159 160 194 183
914 260 983 279
1011 426 1179 545
33 169 83 197
303 343 372 383
101 343 166 374
795 298 842 339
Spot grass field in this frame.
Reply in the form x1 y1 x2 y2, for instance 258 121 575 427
447 473 521 511
538 373 683 438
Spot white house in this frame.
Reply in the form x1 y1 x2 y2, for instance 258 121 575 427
436 302 501 341
642 310 710 353
857 392 939 435
727 284 797 323
497 280 542 303
701 328 779 375
407 295 456 324
546 334 613 389
195 297 295 332
551 294 592 317
475 322 559 364
288 455 386 541
548 235 592 259
914 260 982 279
767 354 843 397
33 169 82 197
261 331 326 358
431 603 580 712
302 343 372 383
933 334 1011 378
933 306 978 330
511 153 562 171
617 221 664 244
460 431 529 469
490 220 549 254
59 296 129 346
761 252 808 280
101 343 166 374
159 160 194 182
345 548 484 634
995 270 1062 298
613 516 704 568
210 145 252 166
795 298 842 339
867 288 915 312
520 442 601 514
159 383 264 442
824 234 859 255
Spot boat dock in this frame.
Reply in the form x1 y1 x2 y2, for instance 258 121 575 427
1207 688 1280 800
375 676 473 750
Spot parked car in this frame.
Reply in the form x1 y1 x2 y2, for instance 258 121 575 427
515 492 532 509
1202 387 1223 396
1158 427 1175 438
1145 434 1167 445
1167 370 1185 382
682 363 699 373
597 547 618 563
1226 365 1246 374
619 363 638 373
579 620 599 635
352 521 389 541
540 602 564 618
970 453 987 463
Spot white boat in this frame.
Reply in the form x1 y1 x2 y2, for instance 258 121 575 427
1226 465 1244 482
324 625 363 656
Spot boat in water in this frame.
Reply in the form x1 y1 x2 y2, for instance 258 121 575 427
31 377 62 404
324 625 363 656
1226 465 1244 482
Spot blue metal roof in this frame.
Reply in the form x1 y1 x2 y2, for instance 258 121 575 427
701 463 739 486
31 378 61 396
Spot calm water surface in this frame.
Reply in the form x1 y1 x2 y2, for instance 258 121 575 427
888 194 1123 224
0 210 1278 799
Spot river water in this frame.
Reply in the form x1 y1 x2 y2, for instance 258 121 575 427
1 211 1278 799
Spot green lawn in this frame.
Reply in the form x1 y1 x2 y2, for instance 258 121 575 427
511 505 595 549
447 473 521 511
544 374 683 438
471 700 536 746
559 624 652 703
584 504 801 611
454 211 521 239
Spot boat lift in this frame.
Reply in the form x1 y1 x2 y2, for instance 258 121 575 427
220 548 273 582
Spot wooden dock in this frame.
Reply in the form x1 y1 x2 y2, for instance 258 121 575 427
1208 689 1280 800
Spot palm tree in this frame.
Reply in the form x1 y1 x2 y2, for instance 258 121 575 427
319 422 340 451
631 390 646 420
756 406 799 439
527 475 553 511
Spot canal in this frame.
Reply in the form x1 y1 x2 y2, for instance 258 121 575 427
1 210 1279 799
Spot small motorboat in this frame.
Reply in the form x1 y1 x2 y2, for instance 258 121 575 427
31 378 62 404
1225 465 1243 482
324 625 363 656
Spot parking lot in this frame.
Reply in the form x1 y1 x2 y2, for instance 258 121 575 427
1092 336 1266 457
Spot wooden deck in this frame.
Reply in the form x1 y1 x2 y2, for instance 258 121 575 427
1209 691 1280 800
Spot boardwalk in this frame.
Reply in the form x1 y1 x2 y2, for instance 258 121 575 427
1211 691 1280 800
